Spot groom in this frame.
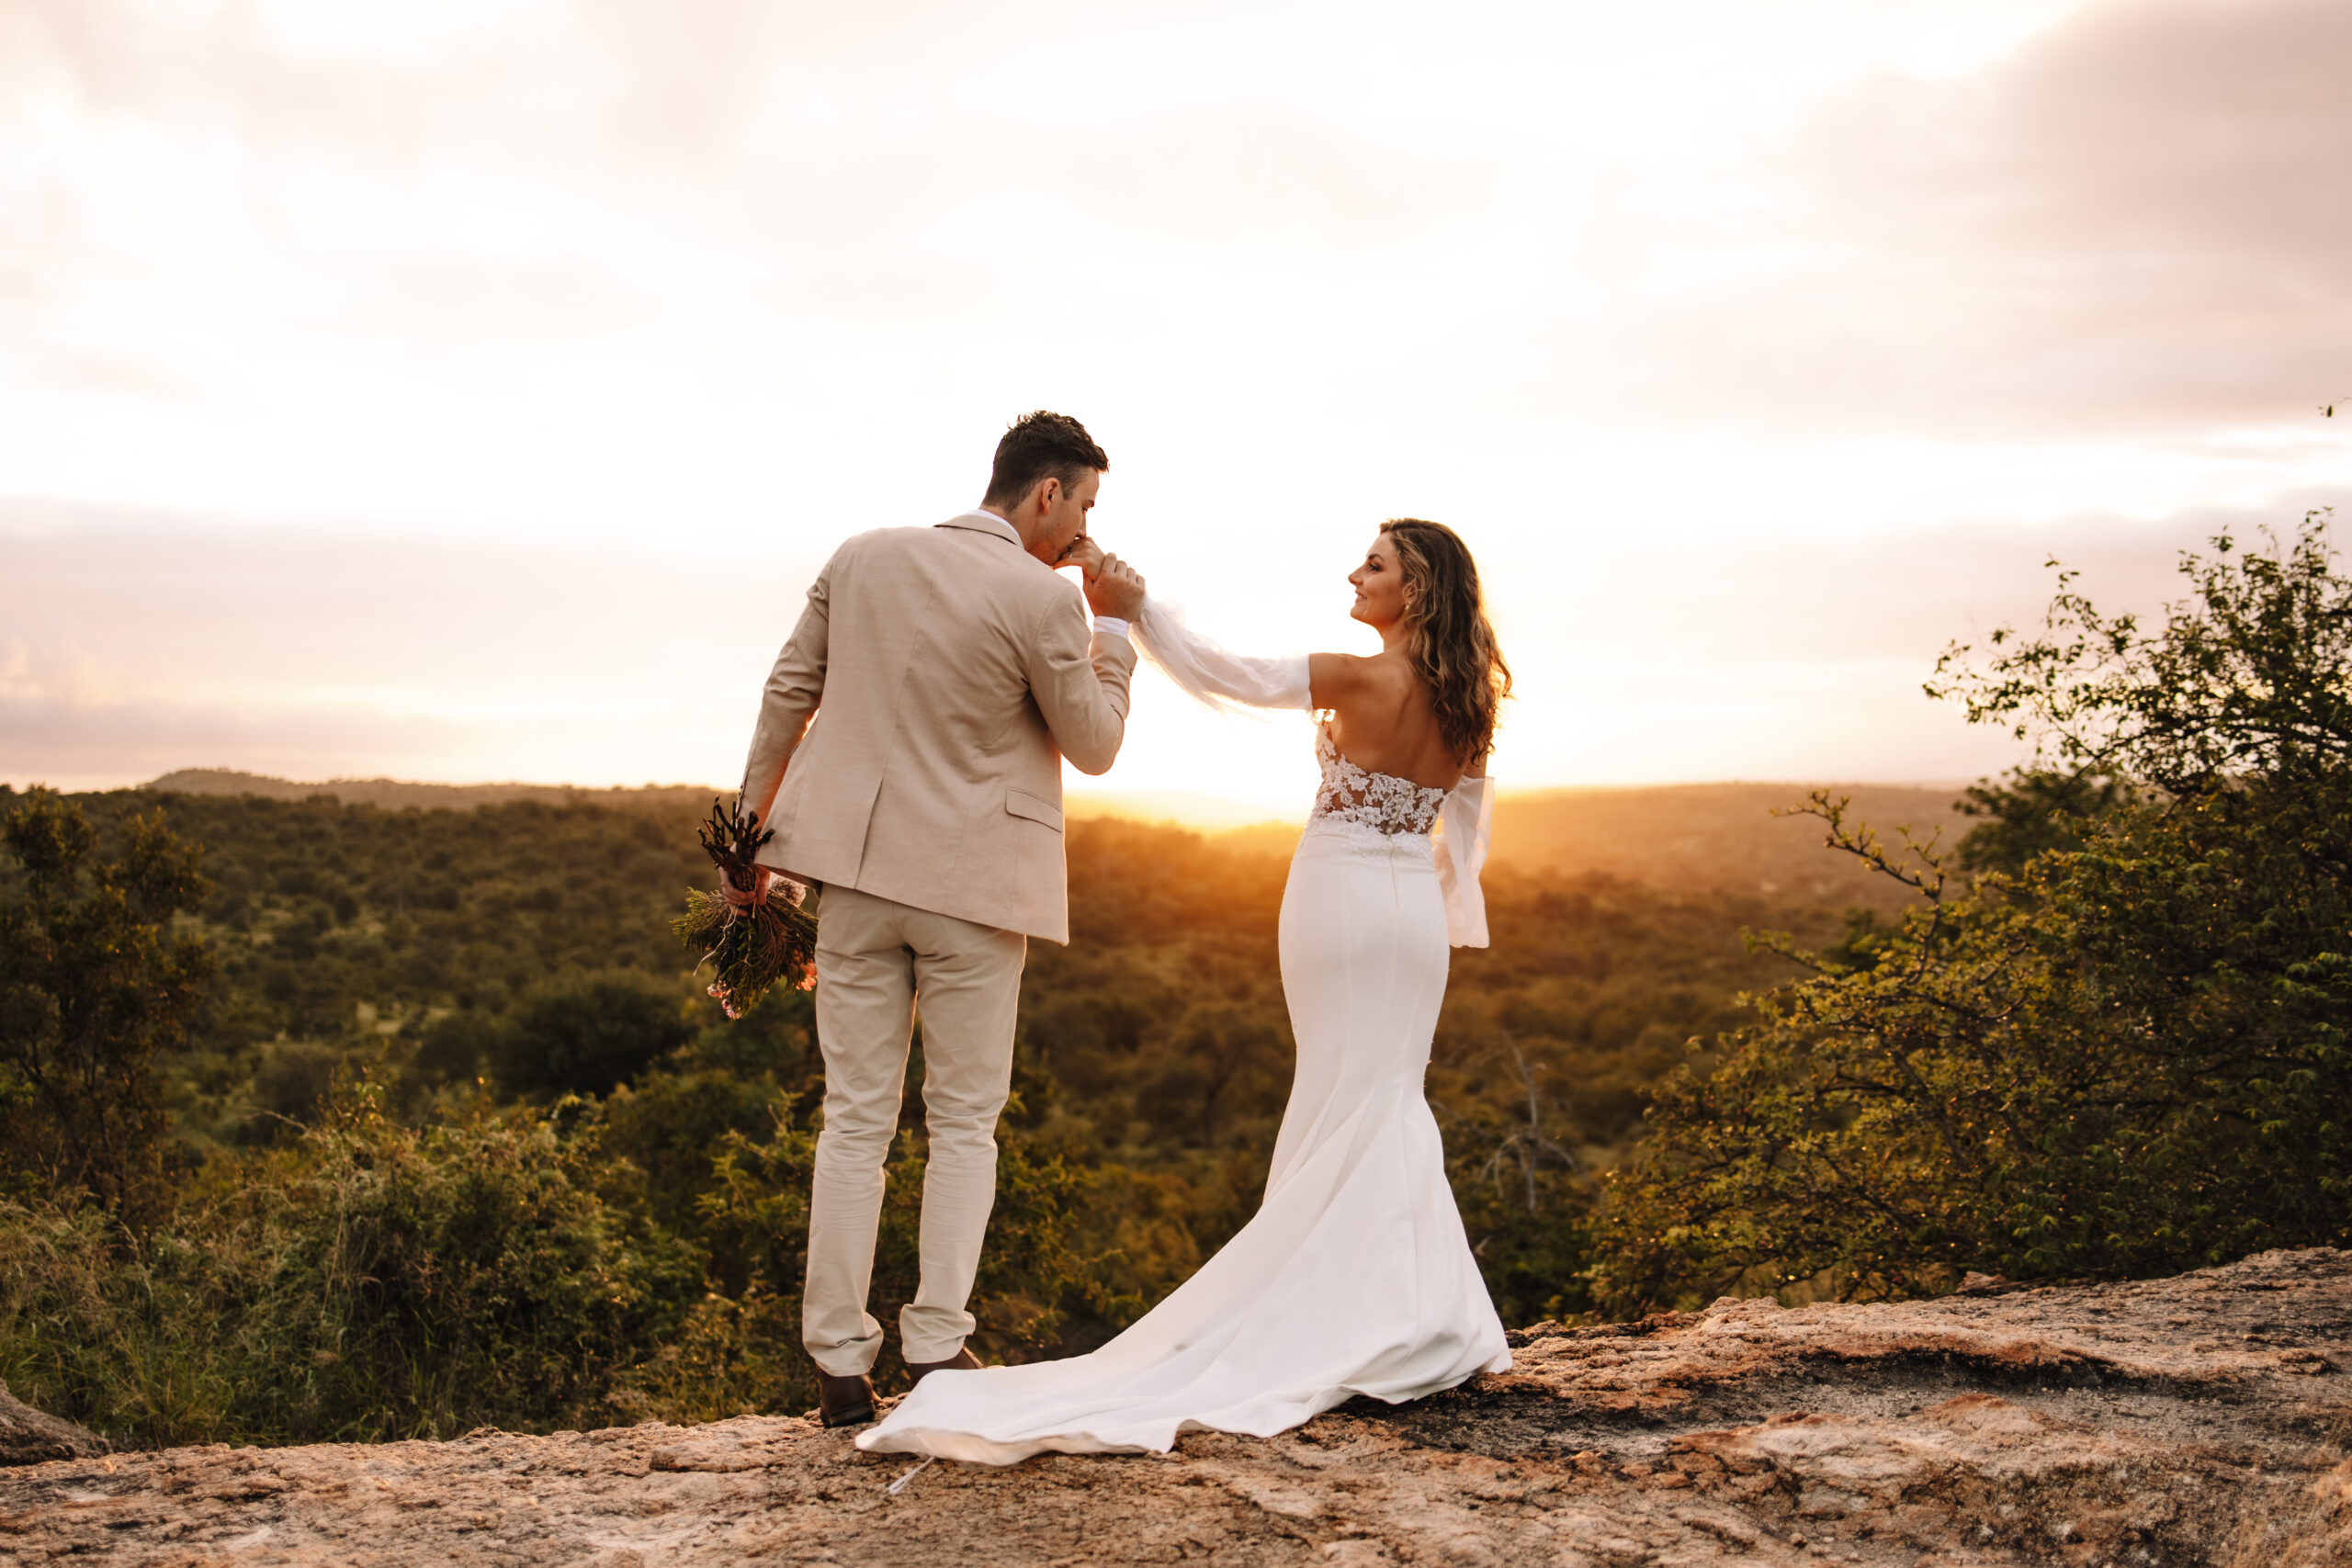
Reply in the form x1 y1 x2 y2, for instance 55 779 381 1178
734 411 1147 1427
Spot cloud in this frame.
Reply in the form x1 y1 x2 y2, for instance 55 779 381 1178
1758 0 2352 431
10 0 2329 475
590 0 786 164
1841 0 2351 261
0 692 470 795
3 0 2344 802
1410 0 2352 441
0 502 809 790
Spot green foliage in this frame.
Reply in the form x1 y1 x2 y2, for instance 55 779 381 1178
667 1111 1130 1416
1438 1037 1589 1325
0 974 1130 1445
154 792 710 1089
0 1083 700 1447
491 971 695 1100
1954 770 2131 876
0 791 213 1213
1934 513 2352 790
1598 518 2352 1311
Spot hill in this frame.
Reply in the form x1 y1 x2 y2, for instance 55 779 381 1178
148 769 1967 908
143 769 718 814
1487 783 1965 911
1195 783 1965 913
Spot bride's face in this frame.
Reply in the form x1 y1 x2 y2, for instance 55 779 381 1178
1348 535 1409 629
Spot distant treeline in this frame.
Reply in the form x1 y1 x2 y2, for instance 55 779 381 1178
146 768 718 814
152 765 1967 911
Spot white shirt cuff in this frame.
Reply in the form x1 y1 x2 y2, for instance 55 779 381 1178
1092 615 1131 638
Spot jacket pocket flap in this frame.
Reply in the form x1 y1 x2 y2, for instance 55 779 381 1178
1005 789 1064 831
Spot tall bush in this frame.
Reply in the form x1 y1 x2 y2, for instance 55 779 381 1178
0 1083 700 1447
631 1096 1136 1421
1597 518 2352 1310
0 791 212 1214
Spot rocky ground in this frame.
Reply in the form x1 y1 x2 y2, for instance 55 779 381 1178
3 1248 2346 1567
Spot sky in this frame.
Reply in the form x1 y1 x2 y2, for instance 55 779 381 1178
3 0 2348 820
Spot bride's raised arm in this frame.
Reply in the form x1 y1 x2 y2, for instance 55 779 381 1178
1130 596 1312 714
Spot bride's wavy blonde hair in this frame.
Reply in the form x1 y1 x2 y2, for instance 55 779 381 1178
1380 519 1511 765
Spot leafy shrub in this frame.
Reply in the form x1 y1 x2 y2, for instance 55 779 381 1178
1596 519 2352 1310
243 1041 345 1135
0 1083 700 1447
491 972 695 1099
0 979 1138 1447
1439 1039 1591 1325
659 1100 1138 1417
0 792 212 1214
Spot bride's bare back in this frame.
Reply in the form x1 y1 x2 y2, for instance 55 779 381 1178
1309 651 1470 790
1306 534 1481 790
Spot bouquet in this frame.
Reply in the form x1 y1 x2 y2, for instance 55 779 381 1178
673 799 819 1019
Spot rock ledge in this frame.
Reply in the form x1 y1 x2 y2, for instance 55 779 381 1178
5 1248 2347 1565
0 1381 107 1470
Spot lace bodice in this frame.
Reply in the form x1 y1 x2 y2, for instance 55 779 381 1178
1125 600 1492 944
1310 717 1448 840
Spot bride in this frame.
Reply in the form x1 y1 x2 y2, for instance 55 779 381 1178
858 518 1514 1464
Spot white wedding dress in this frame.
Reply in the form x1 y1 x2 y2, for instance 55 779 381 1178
856 602 1509 1465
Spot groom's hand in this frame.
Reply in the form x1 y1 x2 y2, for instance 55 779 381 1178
1085 553 1146 619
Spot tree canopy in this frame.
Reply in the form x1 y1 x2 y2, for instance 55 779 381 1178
1597 515 2352 1311
0 793 212 1214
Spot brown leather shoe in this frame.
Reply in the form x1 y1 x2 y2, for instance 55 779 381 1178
904 1347 981 1387
815 1369 875 1428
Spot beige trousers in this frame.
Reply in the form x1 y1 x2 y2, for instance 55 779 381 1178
802 884 1028 1376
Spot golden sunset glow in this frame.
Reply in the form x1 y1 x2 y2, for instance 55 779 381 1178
4 0 2347 821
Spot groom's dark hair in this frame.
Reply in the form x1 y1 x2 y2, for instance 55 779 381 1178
983 412 1109 509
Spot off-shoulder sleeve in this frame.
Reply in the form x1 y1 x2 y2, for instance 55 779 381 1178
1434 775 1494 948
1133 596 1310 714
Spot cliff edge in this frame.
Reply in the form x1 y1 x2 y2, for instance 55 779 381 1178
5 1248 2346 1566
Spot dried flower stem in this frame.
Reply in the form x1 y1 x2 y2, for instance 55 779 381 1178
673 799 818 1018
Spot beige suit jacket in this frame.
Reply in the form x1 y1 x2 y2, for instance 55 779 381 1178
737 512 1136 944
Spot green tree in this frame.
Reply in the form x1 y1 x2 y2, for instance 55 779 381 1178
1440 1035 1590 1325
1596 517 2352 1311
0 791 213 1213
491 971 695 1099
1953 769 2130 876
